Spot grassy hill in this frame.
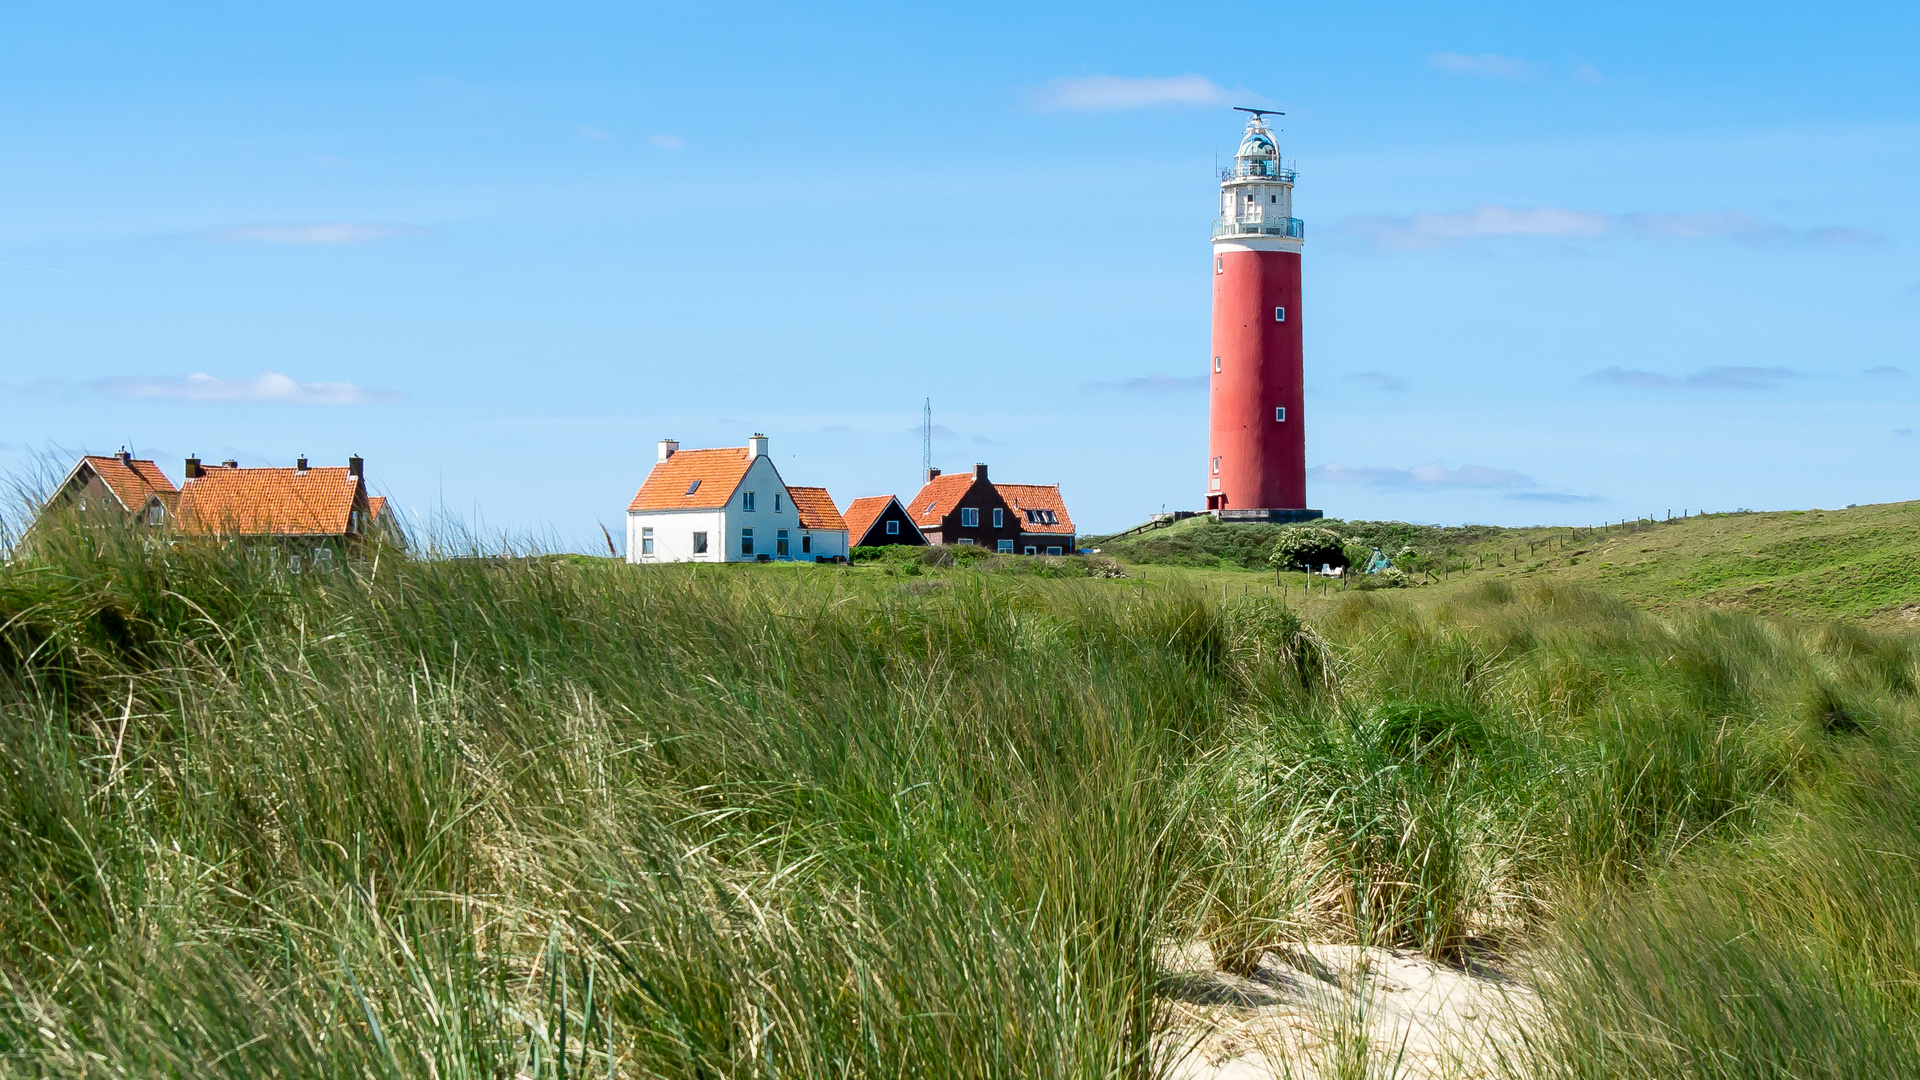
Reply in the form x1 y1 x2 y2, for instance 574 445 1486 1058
10 513 1920 1076
1096 500 1920 628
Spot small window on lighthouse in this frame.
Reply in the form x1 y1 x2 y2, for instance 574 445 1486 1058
1215 256 1223 275
1211 457 1221 474
1275 408 1287 422
1213 356 1221 373
1274 307 1286 322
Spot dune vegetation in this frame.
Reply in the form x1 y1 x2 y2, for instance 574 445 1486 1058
5 516 1920 1077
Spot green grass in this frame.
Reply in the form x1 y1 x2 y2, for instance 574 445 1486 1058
1097 500 1920 628
8 514 1920 1077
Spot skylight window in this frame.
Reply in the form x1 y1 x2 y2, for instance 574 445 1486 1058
685 480 701 495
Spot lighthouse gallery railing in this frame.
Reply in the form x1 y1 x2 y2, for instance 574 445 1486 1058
1211 217 1305 240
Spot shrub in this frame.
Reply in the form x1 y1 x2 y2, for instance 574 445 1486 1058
1269 526 1348 572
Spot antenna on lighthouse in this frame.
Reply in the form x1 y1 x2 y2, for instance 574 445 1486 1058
922 397 932 478
1233 107 1284 120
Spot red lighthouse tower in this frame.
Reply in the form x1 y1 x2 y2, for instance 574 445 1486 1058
1206 108 1321 523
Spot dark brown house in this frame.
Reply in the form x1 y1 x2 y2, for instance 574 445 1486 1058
842 495 926 547
905 464 1076 554
39 452 179 528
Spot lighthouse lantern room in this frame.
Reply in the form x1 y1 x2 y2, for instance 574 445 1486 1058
1206 108 1321 523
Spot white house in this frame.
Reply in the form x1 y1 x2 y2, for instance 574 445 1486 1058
626 434 824 563
785 486 849 561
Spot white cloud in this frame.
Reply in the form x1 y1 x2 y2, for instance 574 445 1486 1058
1082 373 1207 394
1030 74 1236 112
1428 52 1539 79
1310 463 1535 490
1587 366 1799 390
1342 204 1884 250
577 124 614 141
210 223 425 245
1507 492 1604 504
1343 371 1407 392
1865 365 1908 378
92 371 401 406
648 134 685 150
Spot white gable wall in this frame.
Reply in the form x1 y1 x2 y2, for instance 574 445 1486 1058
628 454 808 564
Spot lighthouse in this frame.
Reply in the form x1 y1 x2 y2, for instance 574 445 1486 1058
1206 108 1321 523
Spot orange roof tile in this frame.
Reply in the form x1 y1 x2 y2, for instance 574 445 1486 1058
80 455 178 513
842 495 897 543
176 466 363 537
994 483 1074 535
905 473 979 527
628 448 753 512
367 495 387 520
785 486 847 531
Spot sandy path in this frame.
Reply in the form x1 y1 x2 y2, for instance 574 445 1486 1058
1158 942 1530 1079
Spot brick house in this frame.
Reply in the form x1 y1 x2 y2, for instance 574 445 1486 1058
905 464 1077 554
175 455 378 545
40 452 180 529
842 495 926 548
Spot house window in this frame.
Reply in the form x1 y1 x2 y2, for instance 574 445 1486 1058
1270 195 1277 203
776 529 789 558
693 531 708 554
1024 545 1036 555
146 504 163 525
641 527 655 556
741 528 754 555
1274 307 1286 322
774 492 782 513
960 507 978 527
1212 456 1221 474
743 491 756 511
685 480 701 496
1046 546 1062 555
885 520 900 535
956 538 974 546
1276 407 1287 422
992 508 1003 528
997 539 1013 553
1215 256 1223 274
1214 356 1222 373
802 533 811 554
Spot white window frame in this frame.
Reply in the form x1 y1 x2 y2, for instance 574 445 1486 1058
885 520 900 535
776 528 789 558
1046 546 1062 556
1213 356 1222 373
992 508 1003 528
743 490 756 511
1215 256 1223 274
1024 545 1037 555
997 539 1013 553
741 527 754 555
1276 407 1287 422
960 507 978 527
774 492 782 513
692 531 708 554
1274 307 1286 322
641 526 654 556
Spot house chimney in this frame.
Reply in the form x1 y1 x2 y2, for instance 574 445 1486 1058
295 456 309 473
747 433 768 459
973 462 988 481
658 439 679 462
118 449 133 466
184 456 202 479
348 455 364 478
220 459 238 469
926 467 941 482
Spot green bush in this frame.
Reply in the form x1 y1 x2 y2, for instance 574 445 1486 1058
1269 526 1349 572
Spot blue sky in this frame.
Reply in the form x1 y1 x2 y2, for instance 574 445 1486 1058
2 1 1916 542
